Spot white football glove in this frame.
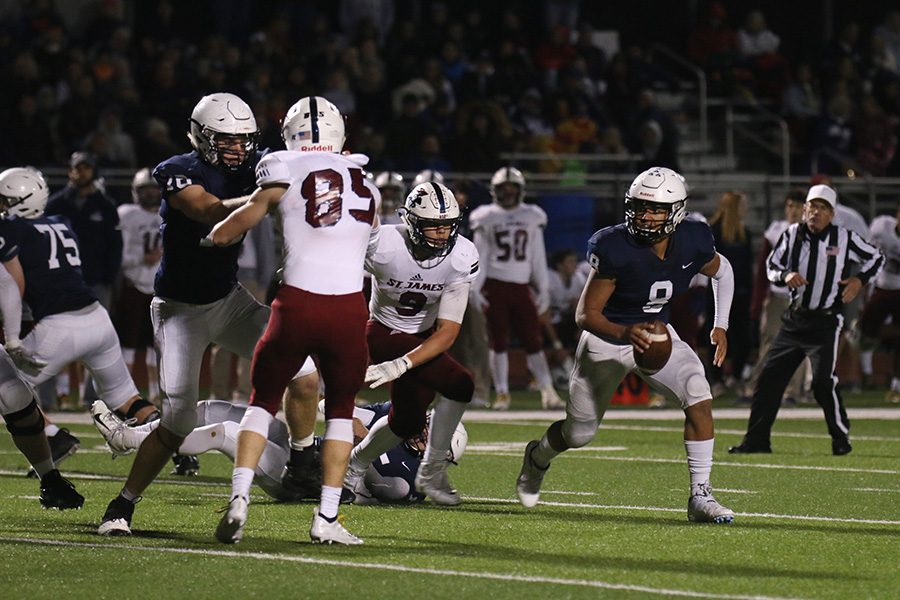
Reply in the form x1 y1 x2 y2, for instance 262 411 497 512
4 339 46 376
365 355 412 388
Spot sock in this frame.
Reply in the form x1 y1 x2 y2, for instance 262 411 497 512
351 417 402 468
860 351 874 376
290 433 315 451
526 352 554 388
685 438 715 487
892 377 900 392
319 485 342 520
230 466 255 501
44 424 60 437
120 487 139 502
178 424 227 455
423 397 466 464
489 350 509 394
531 434 561 469
32 458 54 478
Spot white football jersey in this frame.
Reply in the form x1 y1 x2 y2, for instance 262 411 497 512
763 219 791 298
869 215 900 290
367 225 479 333
257 151 380 294
117 204 161 294
469 203 547 284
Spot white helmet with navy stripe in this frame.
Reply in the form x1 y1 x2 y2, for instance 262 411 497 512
0 167 49 219
400 181 462 257
282 96 346 153
412 169 444 187
624 166 688 244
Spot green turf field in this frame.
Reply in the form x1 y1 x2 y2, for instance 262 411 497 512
1 392 897 599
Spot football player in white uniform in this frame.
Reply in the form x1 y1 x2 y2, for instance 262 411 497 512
859 201 900 401
345 181 479 506
375 171 405 225
211 96 380 545
115 168 162 402
469 167 562 410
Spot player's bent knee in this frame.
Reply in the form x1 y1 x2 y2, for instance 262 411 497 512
0 378 34 414
160 406 198 439
683 373 712 408
390 413 427 440
562 418 598 448
3 400 44 436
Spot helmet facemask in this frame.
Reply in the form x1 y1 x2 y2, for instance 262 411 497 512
400 182 462 259
625 196 685 244
190 121 259 172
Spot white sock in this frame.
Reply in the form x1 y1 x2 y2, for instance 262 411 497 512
860 351 874 376
526 352 553 388
230 466 255 501
289 433 315 451
892 377 900 392
319 485 342 520
489 350 509 394
423 397 466 464
33 458 54 478
178 424 227 455
351 417 402 468
685 438 715 487
44 424 60 437
120 487 139 502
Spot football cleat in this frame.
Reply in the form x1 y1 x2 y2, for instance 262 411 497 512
516 440 548 508
342 458 369 497
90 400 139 456
309 506 363 545
688 482 734 524
171 454 200 476
541 386 565 410
215 495 248 544
832 439 852 456
727 442 772 454
98 495 137 536
414 460 461 506
28 428 81 478
39 469 84 510
282 446 322 499
492 392 511 411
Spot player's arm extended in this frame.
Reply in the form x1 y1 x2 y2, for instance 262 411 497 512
699 252 732 367
169 184 252 226
211 184 288 247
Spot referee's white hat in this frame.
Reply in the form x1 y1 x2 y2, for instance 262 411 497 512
806 184 837 209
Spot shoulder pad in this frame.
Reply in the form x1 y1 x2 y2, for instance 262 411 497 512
256 152 292 187
450 235 480 277
153 153 204 193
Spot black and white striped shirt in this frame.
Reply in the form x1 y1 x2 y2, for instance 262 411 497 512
767 222 883 312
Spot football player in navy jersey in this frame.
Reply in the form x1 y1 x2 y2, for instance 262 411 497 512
98 93 321 537
516 167 737 524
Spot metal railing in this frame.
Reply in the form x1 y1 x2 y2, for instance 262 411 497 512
723 101 791 186
650 43 708 150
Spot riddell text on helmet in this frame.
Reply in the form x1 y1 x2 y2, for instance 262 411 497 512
300 145 335 152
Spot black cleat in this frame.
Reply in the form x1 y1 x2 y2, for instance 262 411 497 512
832 439 852 456
281 446 322 499
728 442 772 454
170 454 200 476
28 429 81 478
98 495 137 536
39 469 84 510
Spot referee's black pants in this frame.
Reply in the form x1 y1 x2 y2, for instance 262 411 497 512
742 310 850 448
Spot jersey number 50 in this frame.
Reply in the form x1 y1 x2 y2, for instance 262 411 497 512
643 280 672 314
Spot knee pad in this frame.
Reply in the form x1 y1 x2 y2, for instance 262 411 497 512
4 400 44 436
561 417 598 448
160 403 199 438
0 377 35 415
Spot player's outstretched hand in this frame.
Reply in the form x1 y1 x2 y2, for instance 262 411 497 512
365 355 413 388
5 341 46 376
710 327 728 367
622 323 653 353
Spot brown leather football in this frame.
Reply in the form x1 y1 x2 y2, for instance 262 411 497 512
634 320 672 373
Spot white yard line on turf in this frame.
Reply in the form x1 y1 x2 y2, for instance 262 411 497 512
0 468 229 487
851 488 900 493
0 536 809 600
595 424 900 443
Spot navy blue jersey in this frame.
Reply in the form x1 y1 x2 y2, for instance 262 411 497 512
0 215 96 321
587 220 716 325
356 401 425 503
152 150 267 303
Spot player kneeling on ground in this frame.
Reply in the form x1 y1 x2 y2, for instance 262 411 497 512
517 167 735 524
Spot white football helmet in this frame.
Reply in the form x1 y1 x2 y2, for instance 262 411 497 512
400 182 462 257
490 166 526 208
281 96 345 153
412 169 444 187
374 171 405 193
188 93 259 171
447 422 468 464
624 166 688 244
0 167 49 219
131 167 161 208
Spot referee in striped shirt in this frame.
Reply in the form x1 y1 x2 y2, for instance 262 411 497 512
730 184 883 456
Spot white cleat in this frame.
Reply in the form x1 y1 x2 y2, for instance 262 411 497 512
342 458 369 498
309 506 363 545
492 392 511 411
215 495 248 544
90 401 139 456
688 482 735 524
540 386 565 410
516 440 548 508
415 460 461 506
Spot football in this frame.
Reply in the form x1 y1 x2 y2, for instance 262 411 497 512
633 321 672 373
